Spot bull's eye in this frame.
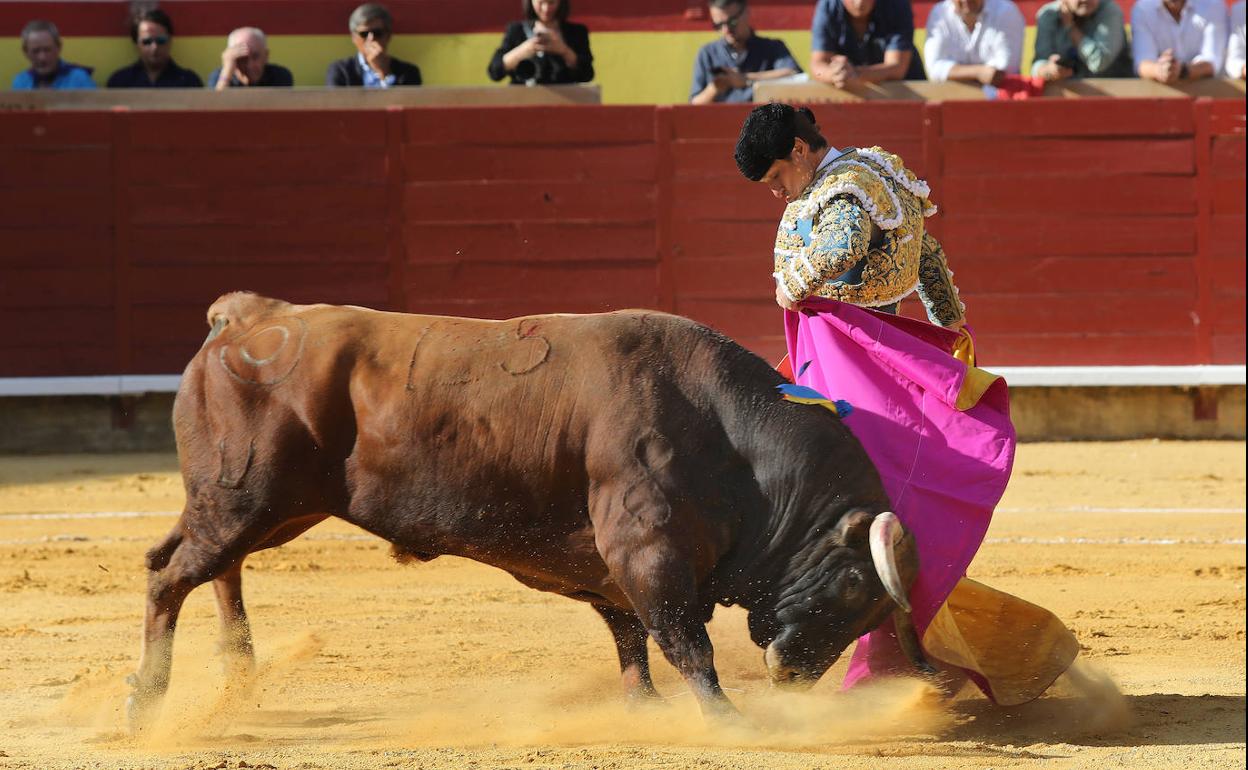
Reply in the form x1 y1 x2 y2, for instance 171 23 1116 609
844 568 864 590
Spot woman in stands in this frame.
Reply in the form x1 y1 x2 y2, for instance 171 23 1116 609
488 0 595 85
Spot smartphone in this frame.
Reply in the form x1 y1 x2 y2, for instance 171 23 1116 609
711 65 727 75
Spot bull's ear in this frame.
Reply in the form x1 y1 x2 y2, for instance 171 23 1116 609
834 509 874 547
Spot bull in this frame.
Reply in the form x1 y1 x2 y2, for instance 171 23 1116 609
127 292 922 726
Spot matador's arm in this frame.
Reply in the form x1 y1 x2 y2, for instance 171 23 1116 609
915 233 966 327
773 196 872 303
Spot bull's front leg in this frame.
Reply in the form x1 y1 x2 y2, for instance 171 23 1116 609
600 541 738 720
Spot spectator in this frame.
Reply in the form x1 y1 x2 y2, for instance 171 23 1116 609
810 0 926 89
1131 0 1226 83
327 3 422 87
1033 0 1134 81
924 0 1024 85
1228 0 1246 78
208 27 293 89
12 19 95 89
106 8 202 88
689 0 800 103
488 0 594 85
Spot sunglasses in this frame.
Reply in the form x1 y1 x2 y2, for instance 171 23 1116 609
139 35 169 46
711 10 746 30
354 27 390 39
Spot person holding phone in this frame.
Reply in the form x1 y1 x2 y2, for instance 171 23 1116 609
488 0 594 85
1032 0 1134 81
690 0 801 104
208 27 293 89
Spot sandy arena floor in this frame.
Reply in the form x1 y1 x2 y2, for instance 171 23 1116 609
0 441 1244 770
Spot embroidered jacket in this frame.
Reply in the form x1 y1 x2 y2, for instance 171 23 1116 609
772 146 965 327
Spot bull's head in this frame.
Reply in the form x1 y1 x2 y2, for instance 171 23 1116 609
752 510 920 688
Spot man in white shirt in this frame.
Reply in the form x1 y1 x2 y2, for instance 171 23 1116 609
1131 0 1227 82
1228 0 1246 78
924 0 1025 84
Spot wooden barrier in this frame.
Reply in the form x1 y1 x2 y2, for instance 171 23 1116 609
0 99 1243 377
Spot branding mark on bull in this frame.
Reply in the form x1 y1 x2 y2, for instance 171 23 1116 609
218 317 307 387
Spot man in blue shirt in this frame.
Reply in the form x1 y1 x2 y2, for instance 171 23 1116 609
810 0 926 89
690 0 801 103
11 20 95 89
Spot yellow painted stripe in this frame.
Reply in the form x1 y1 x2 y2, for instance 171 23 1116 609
3 29 1042 104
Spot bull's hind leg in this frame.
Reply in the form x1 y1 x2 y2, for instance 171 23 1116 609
592 604 660 703
127 514 272 731
212 563 255 681
210 515 327 684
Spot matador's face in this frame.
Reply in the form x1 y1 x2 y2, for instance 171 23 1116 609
759 139 821 204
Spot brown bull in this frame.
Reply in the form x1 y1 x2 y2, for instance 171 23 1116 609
127 292 920 726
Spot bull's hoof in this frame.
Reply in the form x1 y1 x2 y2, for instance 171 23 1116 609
125 674 163 733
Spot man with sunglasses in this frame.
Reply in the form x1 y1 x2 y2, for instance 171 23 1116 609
106 8 202 88
327 3 422 87
690 0 800 103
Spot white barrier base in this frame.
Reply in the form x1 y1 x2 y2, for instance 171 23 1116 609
0 366 1243 397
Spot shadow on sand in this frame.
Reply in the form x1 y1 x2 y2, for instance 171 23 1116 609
948 692 1246 748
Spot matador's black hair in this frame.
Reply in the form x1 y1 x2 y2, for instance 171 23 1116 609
734 103 828 181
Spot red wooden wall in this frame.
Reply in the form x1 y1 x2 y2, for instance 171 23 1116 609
0 99 1243 377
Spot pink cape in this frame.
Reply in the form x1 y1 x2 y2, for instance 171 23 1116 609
782 300 1016 695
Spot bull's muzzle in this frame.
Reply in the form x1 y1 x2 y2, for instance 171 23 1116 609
764 639 824 690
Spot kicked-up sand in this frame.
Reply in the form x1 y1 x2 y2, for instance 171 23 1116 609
0 440 1243 769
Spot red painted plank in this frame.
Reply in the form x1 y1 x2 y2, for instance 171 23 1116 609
0 267 114 309
128 112 387 148
942 215 1195 258
942 100 1194 138
942 175 1197 215
671 220 780 260
404 143 657 182
1208 100 1248 136
1212 178 1246 214
942 137 1194 176
674 298 782 342
130 147 387 186
0 307 115 349
0 148 112 188
128 184 389 227
405 221 656 262
0 228 114 268
128 264 391 306
672 179 783 222
1212 334 1246 364
402 180 655 222
972 332 1201 366
967 293 1197 335
1211 136 1246 175
405 260 658 302
0 113 111 147
672 256 776 299
669 102 924 142
0 344 118 377
130 225 390 266
404 106 655 146
0 187 113 227
1210 215 1246 259
669 137 925 179
1212 295 1247 328
952 256 1198 295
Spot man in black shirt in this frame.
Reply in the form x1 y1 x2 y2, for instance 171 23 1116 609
106 8 202 88
208 27 294 89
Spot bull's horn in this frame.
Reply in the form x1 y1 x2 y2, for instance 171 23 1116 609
869 511 911 613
